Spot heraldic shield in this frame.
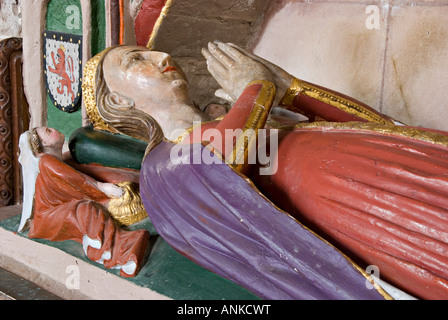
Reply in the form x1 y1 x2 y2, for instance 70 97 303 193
44 30 82 113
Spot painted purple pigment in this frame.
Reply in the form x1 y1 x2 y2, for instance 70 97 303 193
140 141 386 300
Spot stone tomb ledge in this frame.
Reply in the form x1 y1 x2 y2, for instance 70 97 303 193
0 206 259 300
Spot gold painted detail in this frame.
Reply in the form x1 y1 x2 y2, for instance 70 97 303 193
108 182 148 226
82 46 117 133
146 0 175 50
279 78 304 106
280 78 393 125
228 80 276 173
292 121 448 148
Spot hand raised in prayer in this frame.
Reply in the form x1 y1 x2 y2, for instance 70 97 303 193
202 41 273 104
222 42 295 106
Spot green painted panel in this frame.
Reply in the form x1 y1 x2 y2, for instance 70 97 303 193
45 0 108 138
46 0 83 138
47 95 82 140
90 0 106 56
46 0 83 35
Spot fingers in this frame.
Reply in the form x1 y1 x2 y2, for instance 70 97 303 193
214 41 247 64
202 43 240 93
226 42 252 58
226 42 267 64
202 40 271 100
226 42 283 74
203 41 248 70
209 42 237 68
202 43 232 74
202 46 228 80
202 43 232 73
215 89 235 103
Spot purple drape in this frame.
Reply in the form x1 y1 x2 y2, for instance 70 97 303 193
140 141 387 300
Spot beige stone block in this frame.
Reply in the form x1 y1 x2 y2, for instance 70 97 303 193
147 0 270 109
152 14 259 108
154 14 258 57
0 0 22 41
169 0 270 21
253 1 388 110
382 5 448 130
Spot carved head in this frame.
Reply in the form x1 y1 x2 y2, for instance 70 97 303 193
102 46 190 107
82 45 203 147
29 127 65 157
83 46 164 151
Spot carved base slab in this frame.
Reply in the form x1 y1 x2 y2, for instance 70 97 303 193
0 210 259 300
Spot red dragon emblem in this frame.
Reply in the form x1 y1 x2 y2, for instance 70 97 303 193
48 45 76 102
44 30 82 113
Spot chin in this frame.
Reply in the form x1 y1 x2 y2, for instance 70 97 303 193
171 79 188 88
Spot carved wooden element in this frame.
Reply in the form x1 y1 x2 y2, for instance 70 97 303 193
0 38 29 206
110 0 121 46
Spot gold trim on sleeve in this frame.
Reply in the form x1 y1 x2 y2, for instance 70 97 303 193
279 78 394 125
279 78 304 107
293 121 448 148
227 80 276 173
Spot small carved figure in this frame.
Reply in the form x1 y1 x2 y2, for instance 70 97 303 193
18 127 149 277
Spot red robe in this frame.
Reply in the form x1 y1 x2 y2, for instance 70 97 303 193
192 79 448 299
28 154 149 277
252 124 448 300
258 80 448 299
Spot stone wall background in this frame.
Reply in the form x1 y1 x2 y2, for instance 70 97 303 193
2 0 448 131
252 0 448 131
0 0 22 41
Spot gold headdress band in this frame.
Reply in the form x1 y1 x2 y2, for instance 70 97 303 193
82 46 120 132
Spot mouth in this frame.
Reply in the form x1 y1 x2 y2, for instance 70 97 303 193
162 66 177 74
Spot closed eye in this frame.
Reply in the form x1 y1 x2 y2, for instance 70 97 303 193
131 53 144 62
121 50 144 67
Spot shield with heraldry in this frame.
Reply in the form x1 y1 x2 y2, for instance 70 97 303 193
43 30 82 113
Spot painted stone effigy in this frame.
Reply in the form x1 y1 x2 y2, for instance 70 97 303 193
84 45 389 299
75 43 448 299
14 0 448 300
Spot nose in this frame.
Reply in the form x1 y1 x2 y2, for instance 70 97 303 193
160 55 172 68
151 51 173 69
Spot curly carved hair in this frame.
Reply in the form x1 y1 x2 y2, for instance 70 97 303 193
28 128 43 155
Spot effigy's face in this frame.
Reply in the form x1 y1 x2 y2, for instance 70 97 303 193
102 46 190 104
35 127 65 150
